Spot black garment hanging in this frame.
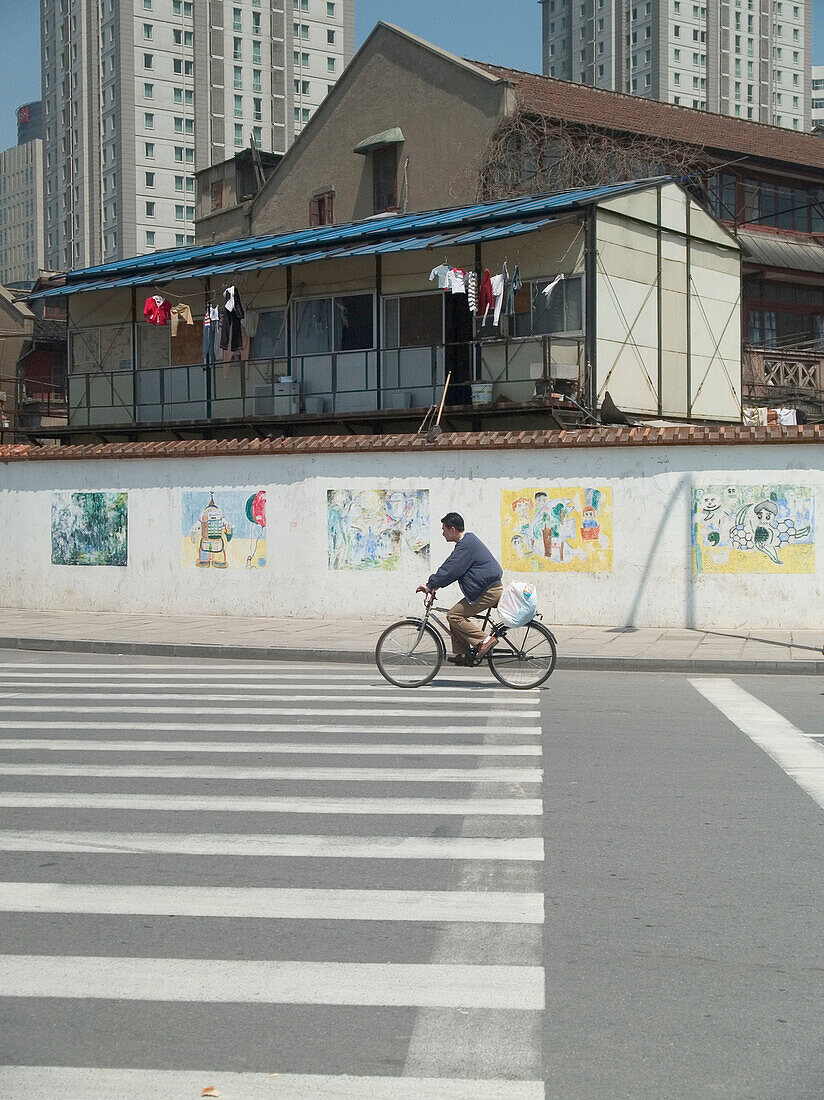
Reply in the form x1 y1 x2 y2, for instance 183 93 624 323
220 285 245 352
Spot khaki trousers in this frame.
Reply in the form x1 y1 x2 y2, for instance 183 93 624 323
446 583 503 655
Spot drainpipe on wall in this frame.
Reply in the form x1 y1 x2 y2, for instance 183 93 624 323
375 254 382 413
130 287 137 429
584 209 597 414
657 186 663 418
686 199 692 419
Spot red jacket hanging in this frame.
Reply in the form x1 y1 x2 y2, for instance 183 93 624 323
143 295 172 325
477 269 494 318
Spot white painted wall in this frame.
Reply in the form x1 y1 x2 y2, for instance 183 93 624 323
0 442 820 629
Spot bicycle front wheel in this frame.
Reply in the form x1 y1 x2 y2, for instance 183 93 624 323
375 619 445 688
488 620 557 689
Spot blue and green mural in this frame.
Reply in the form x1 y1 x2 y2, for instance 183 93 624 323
51 491 128 566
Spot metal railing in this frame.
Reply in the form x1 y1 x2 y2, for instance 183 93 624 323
743 344 824 405
66 336 586 428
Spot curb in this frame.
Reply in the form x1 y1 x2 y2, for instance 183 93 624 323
0 636 820 675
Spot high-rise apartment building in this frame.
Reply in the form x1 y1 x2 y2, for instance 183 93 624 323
41 0 354 271
541 0 811 131
0 103 45 287
811 64 824 127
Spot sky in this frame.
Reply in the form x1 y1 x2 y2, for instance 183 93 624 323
2 0 823 151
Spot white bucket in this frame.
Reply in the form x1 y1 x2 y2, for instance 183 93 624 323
471 382 493 405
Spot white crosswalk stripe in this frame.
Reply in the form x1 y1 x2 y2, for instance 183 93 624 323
0 1066 545 1098
0 721 542 736
0 763 542 782
0 657 546 1091
0 830 544 860
0 738 542 755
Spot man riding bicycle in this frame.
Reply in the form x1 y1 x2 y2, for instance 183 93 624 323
417 512 503 666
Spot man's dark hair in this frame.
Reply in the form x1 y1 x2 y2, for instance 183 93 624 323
441 512 465 531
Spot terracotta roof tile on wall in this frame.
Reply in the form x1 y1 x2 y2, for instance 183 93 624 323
0 425 822 463
471 61 824 173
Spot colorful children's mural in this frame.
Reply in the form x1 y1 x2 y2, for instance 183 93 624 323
51 491 128 566
327 489 429 570
692 485 814 573
501 487 613 572
182 489 267 569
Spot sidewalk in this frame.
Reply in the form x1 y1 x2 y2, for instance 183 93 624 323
0 607 821 675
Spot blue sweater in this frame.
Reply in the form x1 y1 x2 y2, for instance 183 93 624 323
427 532 503 604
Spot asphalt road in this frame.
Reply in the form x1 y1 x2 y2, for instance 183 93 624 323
0 651 821 1098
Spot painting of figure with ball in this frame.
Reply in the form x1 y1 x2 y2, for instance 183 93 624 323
692 485 813 573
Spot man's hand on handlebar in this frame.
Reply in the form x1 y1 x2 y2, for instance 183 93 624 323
416 585 436 606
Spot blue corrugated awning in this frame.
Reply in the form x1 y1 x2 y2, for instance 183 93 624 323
31 178 669 299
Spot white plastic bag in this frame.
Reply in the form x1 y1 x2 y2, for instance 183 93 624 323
497 581 538 628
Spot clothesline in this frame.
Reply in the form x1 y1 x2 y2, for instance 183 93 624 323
428 258 570 328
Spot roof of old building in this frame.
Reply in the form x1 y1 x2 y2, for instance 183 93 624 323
471 61 824 173
738 228 824 273
31 178 667 299
0 425 819 463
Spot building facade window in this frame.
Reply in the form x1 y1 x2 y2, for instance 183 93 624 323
372 147 396 214
310 190 334 226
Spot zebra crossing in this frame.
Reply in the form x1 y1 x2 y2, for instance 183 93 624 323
0 655 545 1097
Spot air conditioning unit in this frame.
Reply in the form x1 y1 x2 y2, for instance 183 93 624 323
252 382 299 417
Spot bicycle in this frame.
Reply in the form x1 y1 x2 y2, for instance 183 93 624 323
375 591 557 690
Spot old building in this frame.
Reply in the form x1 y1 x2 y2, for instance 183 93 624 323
195 23 824 415
27 179 740 444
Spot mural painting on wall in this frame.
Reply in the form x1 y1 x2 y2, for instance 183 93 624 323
501 487 613 572
327 489 430 570
692 485 814 573
182 490 267 569
51 491 128 566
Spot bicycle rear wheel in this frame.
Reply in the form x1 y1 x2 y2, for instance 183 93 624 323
487 620 557 689
375 619 445 688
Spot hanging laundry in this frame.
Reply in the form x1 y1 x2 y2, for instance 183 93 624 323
742 406 768 426
202 305 219 368
143 295 171 325
478 268 494 321
775 407 797 426
447 268 467 294
487 272 506 326
466 270 479 314
244 308 260 338
170 302 193 336
220 285 245 352
429 264 450 289
505 262 523 317
542 273 565 301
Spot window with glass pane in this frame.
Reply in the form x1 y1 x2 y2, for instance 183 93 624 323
776 185 794 229
250 310 286 359
372 148 396 213
812 190 824 233
293 298 333 355
335 295 374 351
514 278 583 336
383 295 443 348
